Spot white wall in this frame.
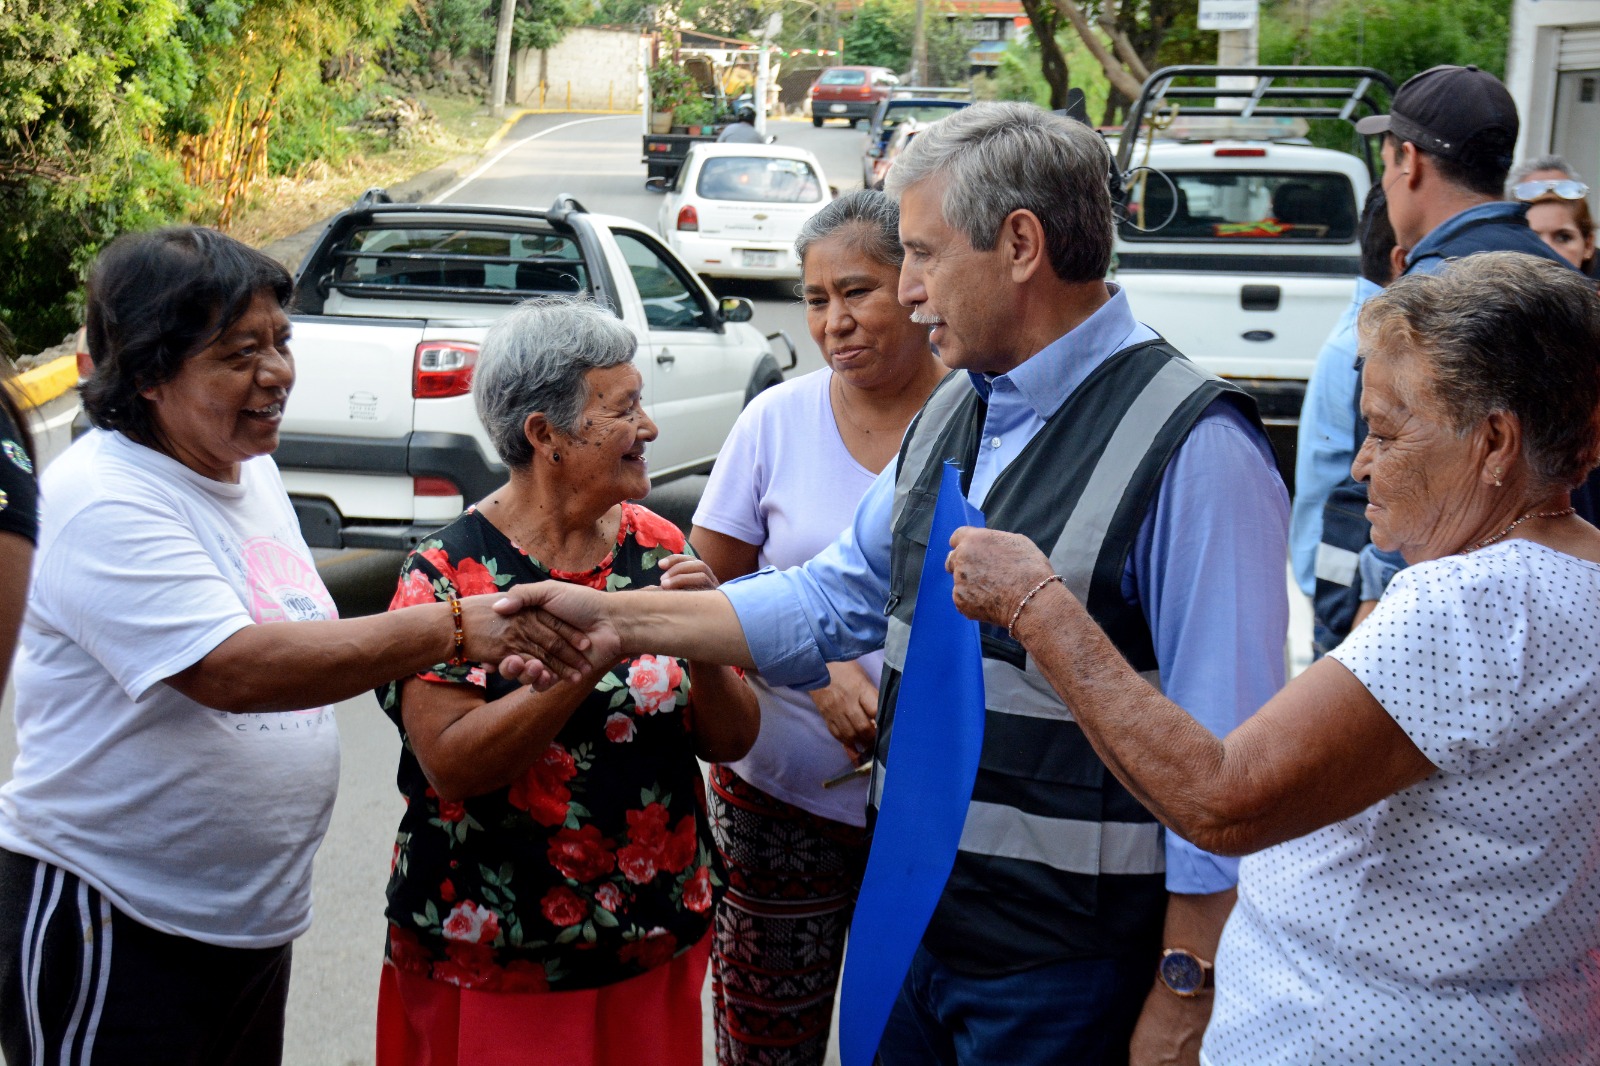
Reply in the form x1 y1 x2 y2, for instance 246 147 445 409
514 27 645 111
1506 0 1600 160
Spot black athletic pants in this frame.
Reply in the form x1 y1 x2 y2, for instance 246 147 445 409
0 848 291 1066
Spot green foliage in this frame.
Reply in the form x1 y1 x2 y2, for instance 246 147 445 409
648 60 697 112
841 0 973 85
673 97 718 127
1260 0 1512 83
389 0 585 70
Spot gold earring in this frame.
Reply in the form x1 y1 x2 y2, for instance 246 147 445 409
1493 467 1503 487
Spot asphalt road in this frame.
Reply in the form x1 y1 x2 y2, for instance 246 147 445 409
0 114 1311 1066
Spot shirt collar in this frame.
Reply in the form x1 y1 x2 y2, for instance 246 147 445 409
965 284 1143 416
1406 201 1529 266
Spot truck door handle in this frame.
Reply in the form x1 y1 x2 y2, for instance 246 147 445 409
1240 284 1281 312
656 349 675 366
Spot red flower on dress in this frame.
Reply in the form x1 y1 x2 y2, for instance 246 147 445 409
604 712 636 743
425 787 466 824
625 655 684 716
618 803 673 884
419 547 456 580
627 803 671 848
452 556 501 597
499 960 550 993
508 744 578 827
389 569 435 610
662 814 698 874
594 883 624 913
387 926 432 972
547 825 616 882
541 885 589 927
683 867 713 913
441 900 500 944
628 507 685 552
432 941 498 988
439 879 457 903
618 928 679 970
617 846 658 885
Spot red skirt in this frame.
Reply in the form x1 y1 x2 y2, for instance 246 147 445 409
376 933 711 1066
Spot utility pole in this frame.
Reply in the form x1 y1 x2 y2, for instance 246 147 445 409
491 0 517 118
911 0 928 84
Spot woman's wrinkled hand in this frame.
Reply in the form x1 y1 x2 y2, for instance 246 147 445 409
945 527 1056 629
488 582 623 687
809 660 879 764
654 554 718 592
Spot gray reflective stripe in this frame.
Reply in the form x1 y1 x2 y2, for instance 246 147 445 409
890 374 973 530
884 616 911 671
983 660 1163 720
1049 359 1212 601
1314 542 1360 587
958 801 1165 875
870 759 886 808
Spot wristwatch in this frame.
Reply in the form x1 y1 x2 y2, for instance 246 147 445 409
1157 948 1214 997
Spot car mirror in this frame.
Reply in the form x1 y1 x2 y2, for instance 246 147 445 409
719 296 756 323
645 177 671 193
829 185 840 198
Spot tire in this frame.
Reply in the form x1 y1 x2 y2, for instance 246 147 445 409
743 355 785 407
850 118 862 128
812 115 824 128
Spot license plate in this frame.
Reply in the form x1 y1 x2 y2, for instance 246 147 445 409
742 250 779 268
829 104 848 113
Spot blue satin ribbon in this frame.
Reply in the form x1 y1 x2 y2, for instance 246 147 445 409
840 461 986 1066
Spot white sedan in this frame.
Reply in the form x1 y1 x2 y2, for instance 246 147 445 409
656 143 832 281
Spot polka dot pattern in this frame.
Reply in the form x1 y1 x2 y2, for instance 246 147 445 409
1203 541 1600 1064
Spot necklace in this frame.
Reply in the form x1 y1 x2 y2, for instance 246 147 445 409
831 374 891 436
1463 507 1576 552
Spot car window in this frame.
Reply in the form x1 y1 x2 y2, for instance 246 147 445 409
695 157 823 204
330 226 588 295
882 102 966 127
1121 171 1358 242
818 70 866 86
611 229 716 332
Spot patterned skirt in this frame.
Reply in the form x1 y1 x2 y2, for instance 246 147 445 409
708 764 870 1066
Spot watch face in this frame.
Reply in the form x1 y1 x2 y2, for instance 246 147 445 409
1160 951 1205 995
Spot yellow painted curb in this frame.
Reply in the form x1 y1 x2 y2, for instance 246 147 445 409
480 108 638 151
14 355 78 407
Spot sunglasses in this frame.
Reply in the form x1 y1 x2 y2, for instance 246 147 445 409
1513 179 1589 201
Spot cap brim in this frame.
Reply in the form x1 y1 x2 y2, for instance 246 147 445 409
1355 114 1391 136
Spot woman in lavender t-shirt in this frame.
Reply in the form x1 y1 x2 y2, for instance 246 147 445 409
691 190 949 1066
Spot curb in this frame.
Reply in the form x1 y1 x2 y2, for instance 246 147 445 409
15 355 78 407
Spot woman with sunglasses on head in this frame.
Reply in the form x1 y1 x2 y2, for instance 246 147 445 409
1509 157 1598 276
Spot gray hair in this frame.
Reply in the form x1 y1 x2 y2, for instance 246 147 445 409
884 101 1114 283
795 189 903 269
1358 251 1600 491
473 296 636 467
1508 154 1582 194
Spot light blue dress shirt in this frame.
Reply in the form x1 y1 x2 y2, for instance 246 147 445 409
720 287 1290 895
1291 277 1382 596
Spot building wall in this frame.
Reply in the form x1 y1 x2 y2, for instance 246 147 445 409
514 27 646 110
1506 0 1600 177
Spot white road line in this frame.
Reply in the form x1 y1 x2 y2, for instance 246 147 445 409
34 403 80 432
431 115 637 204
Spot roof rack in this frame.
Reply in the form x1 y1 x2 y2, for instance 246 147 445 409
1115 66 1398 178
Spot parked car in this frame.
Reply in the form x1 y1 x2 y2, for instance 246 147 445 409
862 96 970 185
809 66 898 127
657 143 832 280
276 192 794 550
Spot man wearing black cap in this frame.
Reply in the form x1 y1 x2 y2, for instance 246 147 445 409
1313 65 1576 650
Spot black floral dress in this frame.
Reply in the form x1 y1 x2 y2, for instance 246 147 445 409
377 502 722 993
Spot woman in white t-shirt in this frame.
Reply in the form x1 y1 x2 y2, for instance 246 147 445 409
0 228 589 1066
691 190 948 1066
944 251 1600 1063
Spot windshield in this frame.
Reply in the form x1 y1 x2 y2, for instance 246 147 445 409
1121 171 1358 242
881 102 966 127
819 69 866 86
696 157 823 203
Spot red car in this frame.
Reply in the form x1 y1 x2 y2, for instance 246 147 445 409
809 66 900 127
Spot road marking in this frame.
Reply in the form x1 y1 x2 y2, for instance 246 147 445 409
34 403 80 432
432 115 637 204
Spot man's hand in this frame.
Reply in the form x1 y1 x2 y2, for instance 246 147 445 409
945 527 1056 628
808 660 879 763
458 591 596 687
1128 888 1235 1066
491 582 622 686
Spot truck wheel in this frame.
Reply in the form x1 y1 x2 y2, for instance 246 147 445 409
743 355 785 407
812 115 824 128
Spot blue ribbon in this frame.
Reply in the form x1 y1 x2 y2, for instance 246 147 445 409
840 461 986 1066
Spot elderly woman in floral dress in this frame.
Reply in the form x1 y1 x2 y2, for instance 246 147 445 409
375 298 758 1066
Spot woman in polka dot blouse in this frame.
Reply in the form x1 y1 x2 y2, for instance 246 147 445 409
946 251 1600 1064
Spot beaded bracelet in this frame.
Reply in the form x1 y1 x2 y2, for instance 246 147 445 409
1008 574 1064 636
447 595 465 666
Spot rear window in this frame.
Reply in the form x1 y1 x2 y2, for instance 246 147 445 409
818 70 867 86
1120 171 1358 242
695 157 823 203
327 226 588 298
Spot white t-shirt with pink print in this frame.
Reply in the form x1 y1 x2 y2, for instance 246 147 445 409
0 429 340 948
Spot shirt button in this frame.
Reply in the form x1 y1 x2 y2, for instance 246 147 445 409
990 437 1002 448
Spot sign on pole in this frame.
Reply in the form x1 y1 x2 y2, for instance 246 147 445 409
1198 0 1259 31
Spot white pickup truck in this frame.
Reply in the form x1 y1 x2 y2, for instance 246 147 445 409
1109 66 1397 487
277 192 793 550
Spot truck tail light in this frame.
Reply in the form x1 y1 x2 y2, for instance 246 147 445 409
413 476 460 497
413 341 478 398
677 205 700 231
1214 147 1267 157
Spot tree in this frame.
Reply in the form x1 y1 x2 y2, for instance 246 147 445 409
1261 0 1512 83
843 0 972 84
1017 0 1072 109
1043 0 1210 124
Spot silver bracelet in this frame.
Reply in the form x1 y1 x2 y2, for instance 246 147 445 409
1008 574 1064 636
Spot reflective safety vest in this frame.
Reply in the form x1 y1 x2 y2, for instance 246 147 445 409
872 340 1261 974
1213 217 1290 237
